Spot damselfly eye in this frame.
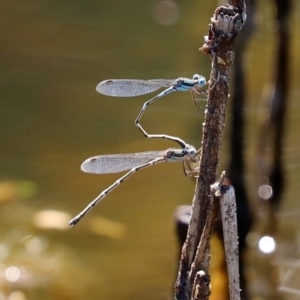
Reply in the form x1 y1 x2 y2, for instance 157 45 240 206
193 74 206 86
188 148 196 156
199 78 206 86
193 74 200 80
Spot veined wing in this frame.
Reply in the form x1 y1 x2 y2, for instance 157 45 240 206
96 79 173 97
81 151 166 174
148 79 176 85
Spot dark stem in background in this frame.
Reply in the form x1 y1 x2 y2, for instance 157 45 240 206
256 0 291 296
267 0 290 210
256 0 290 228
175 1 246 299
227 0 256 299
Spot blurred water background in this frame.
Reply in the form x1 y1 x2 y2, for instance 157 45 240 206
0 0 300 299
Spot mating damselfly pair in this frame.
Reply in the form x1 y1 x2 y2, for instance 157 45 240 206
69 74 207 226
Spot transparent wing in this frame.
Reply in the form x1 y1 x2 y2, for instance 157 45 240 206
81 151 165 174
96 79 173 97
148 79 175 85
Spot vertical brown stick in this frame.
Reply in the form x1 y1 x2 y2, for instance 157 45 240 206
175 2 246 299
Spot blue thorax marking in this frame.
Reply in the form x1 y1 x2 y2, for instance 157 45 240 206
175 79 197 91
165 148 189 161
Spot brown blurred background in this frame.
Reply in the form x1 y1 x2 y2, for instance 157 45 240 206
0 1 300 299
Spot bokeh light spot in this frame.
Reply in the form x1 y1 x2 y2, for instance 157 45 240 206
152 0 180 25
0 244 9 262
24 236 48 255
8 291 26 300
88 217 127 239
258 235 276 254
5 266 21 282
258 184 273 200
33 210 71 230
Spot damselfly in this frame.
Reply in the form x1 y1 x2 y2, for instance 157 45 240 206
96 74 207 146
69 144 200 226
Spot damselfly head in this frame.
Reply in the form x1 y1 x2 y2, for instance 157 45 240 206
186 145 197 157
193 74 206 87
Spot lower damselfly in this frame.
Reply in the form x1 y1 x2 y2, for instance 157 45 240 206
69 144 200 226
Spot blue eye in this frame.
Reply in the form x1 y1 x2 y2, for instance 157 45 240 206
192 74 206 86
188 148 196 156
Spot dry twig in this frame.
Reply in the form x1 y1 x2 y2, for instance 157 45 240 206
175 1 246 299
